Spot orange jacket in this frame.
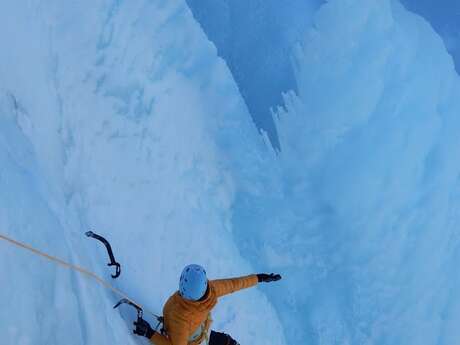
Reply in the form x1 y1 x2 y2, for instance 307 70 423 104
150 274 259 345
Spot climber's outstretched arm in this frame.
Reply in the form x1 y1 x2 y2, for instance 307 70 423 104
211 273 281 298
211 274 258 297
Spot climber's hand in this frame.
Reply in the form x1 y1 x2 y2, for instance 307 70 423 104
257 273 282 283
133 317 155 339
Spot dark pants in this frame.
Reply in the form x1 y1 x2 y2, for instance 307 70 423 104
209 331 239 345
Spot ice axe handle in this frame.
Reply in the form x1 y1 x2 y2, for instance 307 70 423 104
85 230 121 278
114 298 143 318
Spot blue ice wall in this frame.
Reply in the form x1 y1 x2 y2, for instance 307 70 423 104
400 0 460 73
233 1 460 344
186 0 322 150
0 1 286 344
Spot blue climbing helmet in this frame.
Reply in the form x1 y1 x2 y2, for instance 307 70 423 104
179 264 208 301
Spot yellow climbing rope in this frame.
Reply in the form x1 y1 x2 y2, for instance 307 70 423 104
0 232 159 319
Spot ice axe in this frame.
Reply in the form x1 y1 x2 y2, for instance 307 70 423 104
85 230 121 278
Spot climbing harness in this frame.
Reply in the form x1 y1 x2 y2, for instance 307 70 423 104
85 230 121 278
0 232 163 325
189 314 212 345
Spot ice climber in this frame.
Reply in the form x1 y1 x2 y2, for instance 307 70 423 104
133 264 282 345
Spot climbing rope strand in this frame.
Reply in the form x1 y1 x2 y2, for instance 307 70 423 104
0 233 161 320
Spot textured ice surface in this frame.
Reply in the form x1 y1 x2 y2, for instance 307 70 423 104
233 0 460 344
0 1 283 344
400 0 460 74
186 0 322 149
2 0 460 344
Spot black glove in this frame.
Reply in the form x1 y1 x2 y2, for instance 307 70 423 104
133 317 155 339
210 331 240 345
257 273 282 283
